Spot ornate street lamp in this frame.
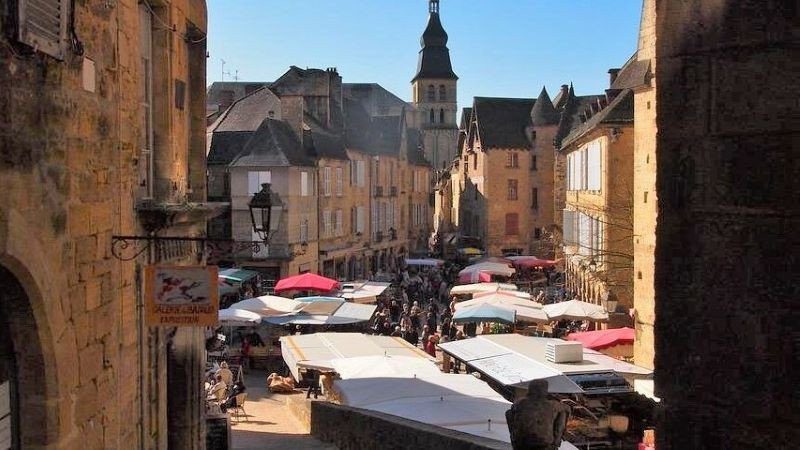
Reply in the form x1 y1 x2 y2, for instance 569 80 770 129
602 290 618 313
249 183 283 241
587 258 598 273
111 185 284 262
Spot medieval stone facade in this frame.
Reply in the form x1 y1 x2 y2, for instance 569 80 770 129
0 0 209 449
632 0 657 370
207 68 434 281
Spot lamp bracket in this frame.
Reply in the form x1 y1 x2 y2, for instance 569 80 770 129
110 235 269 262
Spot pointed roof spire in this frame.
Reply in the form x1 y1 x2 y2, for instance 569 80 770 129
531 86 560 126
413 0 457 82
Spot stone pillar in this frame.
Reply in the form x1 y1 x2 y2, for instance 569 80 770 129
654 1 799 448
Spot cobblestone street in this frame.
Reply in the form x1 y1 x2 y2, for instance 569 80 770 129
231 372 336 450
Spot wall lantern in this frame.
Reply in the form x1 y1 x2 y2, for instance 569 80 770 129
249 183 283 241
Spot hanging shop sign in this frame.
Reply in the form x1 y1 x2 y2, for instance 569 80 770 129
145 265 220 326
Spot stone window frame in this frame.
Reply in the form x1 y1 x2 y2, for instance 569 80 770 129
505 213 519 236
507 179 518 201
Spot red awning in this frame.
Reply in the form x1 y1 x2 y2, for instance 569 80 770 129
274 273 340 294
566 327 635 350
512 257 559 269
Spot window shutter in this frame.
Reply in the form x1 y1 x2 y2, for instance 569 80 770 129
563 210 575 245
248 172 260 195
18 0 69 59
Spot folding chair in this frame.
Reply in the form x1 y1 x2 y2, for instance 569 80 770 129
230 393 249 423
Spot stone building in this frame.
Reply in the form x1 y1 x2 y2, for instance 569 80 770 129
631 0 657 370
653 0 797 447
558 56 645 317
410 0 459 171
0 0 209 449
452 92 559 257
206 68 433 280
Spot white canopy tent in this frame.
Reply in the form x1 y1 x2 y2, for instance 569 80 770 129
459 262 515 278
334 374 578 448
543 300 609 321
339 281 392 304
450 283 519 296
229 295 302 316
217 308 262 327
439 335 652 394
328 355 443 380
280 333 432 381
456 293 549 324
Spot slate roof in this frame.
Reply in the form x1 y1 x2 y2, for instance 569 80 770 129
230 119 315 168
560 89 634 149
370 116 402 156
210 87 278 133
611 53 650 90
531 87 560 126
342 83 408 117
207 131 253 166
303 113 349 160
413 12 457 81
473 97 536 149
554 85 606 149
459 107 473 130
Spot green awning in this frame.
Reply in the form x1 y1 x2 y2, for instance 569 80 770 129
218 268 260 283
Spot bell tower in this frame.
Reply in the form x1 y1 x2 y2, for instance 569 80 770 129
412 0 459 170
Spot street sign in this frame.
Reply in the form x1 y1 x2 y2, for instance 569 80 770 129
145 265 219 327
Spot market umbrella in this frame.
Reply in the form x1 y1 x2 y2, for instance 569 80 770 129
473 289 532 300
274 273 339 294
229 295 303 316
459 262 516 278
449 283 519 296
458 271 492 284
542 299 609 322
264 302 377 326
452 303 516 325
457 293 548 323
566 327 635 350
217 308 262 327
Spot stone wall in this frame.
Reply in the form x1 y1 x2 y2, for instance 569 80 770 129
0 0 208 448
310 401 511 450
654 0 799 448
632 0 657 370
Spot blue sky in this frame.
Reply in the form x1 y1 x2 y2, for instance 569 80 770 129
207 0 642 112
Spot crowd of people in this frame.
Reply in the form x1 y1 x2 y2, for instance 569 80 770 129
369 264 479 355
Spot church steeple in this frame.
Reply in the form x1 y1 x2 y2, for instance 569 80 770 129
412 0 457 82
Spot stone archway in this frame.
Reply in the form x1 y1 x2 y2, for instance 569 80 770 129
0 264 53 449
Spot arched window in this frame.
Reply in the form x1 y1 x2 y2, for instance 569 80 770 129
429 109 435 123
427 85 436 102
439 108 445 123
439 85 446 101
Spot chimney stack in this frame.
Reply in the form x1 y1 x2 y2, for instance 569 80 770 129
608 68 621 88
281 95 305 142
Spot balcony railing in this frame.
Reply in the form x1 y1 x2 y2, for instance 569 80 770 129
374 231 384 242
373 186 384 197
389 186 398 197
